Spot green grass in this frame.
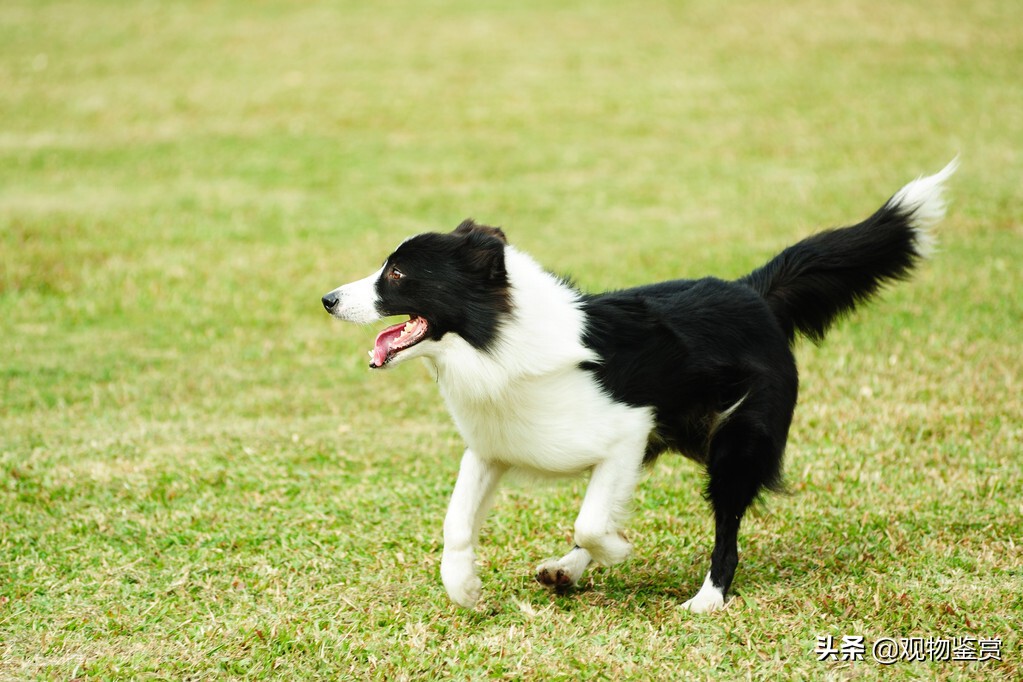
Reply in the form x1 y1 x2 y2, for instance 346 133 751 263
2 0 1021 678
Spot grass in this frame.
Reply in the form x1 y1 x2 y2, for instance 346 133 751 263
1 0 1021 678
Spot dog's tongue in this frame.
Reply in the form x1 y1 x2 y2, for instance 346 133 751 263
372 321 407 367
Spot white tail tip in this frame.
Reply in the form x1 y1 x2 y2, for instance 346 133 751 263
889 157 959 258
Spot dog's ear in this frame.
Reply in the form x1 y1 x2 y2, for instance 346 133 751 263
454 219 507 281
452 218 508 245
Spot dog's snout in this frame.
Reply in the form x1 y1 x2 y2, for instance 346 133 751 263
322 292 340 312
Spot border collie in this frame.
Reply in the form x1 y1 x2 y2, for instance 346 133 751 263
322 161 956 612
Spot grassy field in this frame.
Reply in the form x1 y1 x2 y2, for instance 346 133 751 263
2 0 1021 678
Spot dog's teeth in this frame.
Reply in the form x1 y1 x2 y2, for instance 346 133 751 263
397 321 416 341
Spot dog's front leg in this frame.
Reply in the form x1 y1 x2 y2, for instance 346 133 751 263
441 449 507 608
536 450 642 590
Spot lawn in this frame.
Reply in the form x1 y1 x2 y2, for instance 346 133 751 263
1 0 1021 679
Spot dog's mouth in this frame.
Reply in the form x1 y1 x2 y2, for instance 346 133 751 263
369 315 430 368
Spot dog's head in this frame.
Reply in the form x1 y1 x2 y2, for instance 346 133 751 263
322 219 511 368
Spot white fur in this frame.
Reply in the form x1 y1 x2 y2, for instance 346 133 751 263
682 572 726 614
888 158 958 259
324 267 384 324
417 247 655 475
441 450 506 607
708 393 748 439
429 247 655 605
424 247 600 397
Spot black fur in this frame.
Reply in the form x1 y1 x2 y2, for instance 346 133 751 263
739 199 924 344
578 195 929 599
376 220 512 351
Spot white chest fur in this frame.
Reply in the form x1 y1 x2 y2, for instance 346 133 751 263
421 246 655 475
437 365 654 475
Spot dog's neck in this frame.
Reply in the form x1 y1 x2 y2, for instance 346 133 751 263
423 246 595 404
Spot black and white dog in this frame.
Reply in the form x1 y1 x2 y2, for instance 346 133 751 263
322 162 955 612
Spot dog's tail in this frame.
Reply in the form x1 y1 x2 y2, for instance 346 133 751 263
739 159 957 345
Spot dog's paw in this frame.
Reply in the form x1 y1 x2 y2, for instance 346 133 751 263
447 573 482 608
681 592 725 614
535 561 577 592
441 550 481 608
681 575 726 614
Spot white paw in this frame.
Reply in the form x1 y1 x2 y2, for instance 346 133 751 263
535 559 580 590
447 574 482 608
682 591 725 613
682 573 726 614
535 546 592 590
441 551 481 608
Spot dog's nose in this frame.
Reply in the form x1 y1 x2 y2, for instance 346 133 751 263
322 292 339 312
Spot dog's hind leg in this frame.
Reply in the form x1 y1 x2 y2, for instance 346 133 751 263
683 419 784 613
536 445 644 591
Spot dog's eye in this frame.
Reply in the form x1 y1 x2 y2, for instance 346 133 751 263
388 266 405 281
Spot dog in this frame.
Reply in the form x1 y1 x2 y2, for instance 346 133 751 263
322 161 956 612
